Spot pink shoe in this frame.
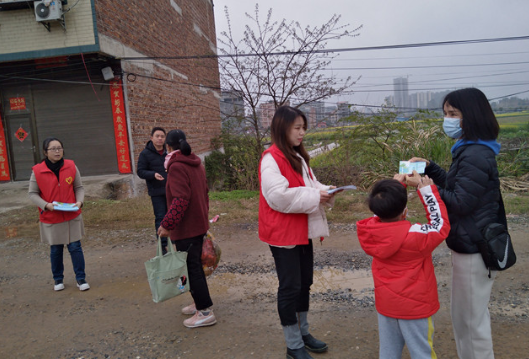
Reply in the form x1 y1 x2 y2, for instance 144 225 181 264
183 309 217 328
181 303 196 315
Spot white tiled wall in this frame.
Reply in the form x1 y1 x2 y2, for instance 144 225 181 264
0 0 96 56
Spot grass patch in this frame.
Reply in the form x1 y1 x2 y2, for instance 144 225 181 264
209 190 259 201
503 192 529 215
496 112 529 119
208 190 260 224
326 191 370 223
0 206 40 239
326 189 529 225
497 113 529 129
81 195 153 229
2 190 528 242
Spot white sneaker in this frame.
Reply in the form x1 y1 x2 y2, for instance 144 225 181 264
183 309 217 328
181 303 197 315
54 280 64 291
76 279 90 291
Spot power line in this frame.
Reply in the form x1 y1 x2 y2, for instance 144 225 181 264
119 35 529 61
322 61 529 71
488 89 529 101
334 50 529 62
2 35 527 108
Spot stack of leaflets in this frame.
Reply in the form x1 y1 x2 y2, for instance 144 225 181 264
327 185 357 194
52 201 79 211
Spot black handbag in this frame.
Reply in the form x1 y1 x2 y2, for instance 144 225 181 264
465 192 516 277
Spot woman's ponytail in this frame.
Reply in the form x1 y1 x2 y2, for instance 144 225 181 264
179 138 191 156
166 129 192 156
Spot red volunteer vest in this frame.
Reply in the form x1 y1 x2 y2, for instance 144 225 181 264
258 145 310 246
33 159 81 224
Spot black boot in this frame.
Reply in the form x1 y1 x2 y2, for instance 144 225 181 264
302 334 328 353
286 347 314 359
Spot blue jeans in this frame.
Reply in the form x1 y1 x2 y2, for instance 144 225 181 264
269 239 314 326
50 240 86 281
151 195 168 248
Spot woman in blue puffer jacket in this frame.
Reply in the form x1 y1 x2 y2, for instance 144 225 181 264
408 88 501 359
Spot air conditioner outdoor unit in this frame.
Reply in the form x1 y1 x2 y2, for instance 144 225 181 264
34 0 62 22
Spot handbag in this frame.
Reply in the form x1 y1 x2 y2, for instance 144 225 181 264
144 236 190 303
465 192 516 277
201 231 221 276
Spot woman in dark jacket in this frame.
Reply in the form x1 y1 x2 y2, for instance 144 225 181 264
157 130 215 329
408 88 500 359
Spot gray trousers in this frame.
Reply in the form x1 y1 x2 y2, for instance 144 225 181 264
451 251 496 359
378 313 437 359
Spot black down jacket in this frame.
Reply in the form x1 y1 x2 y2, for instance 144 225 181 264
137 141 167 197
425 143 500 254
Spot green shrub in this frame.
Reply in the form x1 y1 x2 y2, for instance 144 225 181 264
311 110 453 189
205 128 262 191
207 110 528 193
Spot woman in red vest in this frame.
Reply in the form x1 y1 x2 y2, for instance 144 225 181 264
259 106 336 359
28 138 89 292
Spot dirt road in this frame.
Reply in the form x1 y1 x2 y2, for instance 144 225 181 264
1 219 528 359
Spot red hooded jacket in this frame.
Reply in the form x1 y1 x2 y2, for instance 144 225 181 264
356 185 450 319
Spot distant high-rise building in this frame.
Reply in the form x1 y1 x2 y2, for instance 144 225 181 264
295 101 325 128
409 91 432 109
311 101 325 127
324 106 338 125
297 104 317 128
258 101 277 128
336 102 351 120
393 77 409 110
220 91 245 121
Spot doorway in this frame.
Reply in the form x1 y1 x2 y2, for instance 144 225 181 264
5 115 39 181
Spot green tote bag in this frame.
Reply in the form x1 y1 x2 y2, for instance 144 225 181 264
144 236 190 303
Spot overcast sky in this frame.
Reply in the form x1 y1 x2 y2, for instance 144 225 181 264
213 0 529 109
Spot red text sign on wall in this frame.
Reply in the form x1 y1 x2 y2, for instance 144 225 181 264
9 97 26 111
109 80 132 174
0 113 11 181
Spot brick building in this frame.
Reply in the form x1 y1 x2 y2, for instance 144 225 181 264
0 0 220 183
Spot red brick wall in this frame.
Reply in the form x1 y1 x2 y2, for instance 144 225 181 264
94 0 220 160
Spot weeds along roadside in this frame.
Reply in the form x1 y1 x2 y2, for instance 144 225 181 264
2 189 528 245
205 110 529 192
2 112 527 240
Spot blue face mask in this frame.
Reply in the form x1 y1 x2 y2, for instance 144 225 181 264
443 117 463 139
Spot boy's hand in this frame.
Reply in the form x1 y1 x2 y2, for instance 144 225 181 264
406 170 422 188
417 175 434 189
393 173 406 183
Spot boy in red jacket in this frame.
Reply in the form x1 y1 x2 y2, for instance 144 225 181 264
356 173 450 359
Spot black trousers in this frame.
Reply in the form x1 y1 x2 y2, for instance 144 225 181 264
173 234 213 310
150 195 168 248
269 239 314 326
